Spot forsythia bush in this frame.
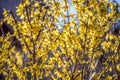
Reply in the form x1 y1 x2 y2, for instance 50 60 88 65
0 0 120 80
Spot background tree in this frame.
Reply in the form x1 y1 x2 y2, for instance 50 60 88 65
0 0 120 80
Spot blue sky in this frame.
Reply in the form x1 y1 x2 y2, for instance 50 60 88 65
116 0 120 4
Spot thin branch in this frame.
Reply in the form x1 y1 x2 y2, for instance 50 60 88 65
23 38 33 54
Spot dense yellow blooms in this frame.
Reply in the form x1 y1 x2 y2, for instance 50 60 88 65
0 0 120 80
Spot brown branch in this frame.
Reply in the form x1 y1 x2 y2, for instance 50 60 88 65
23 38 33 54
